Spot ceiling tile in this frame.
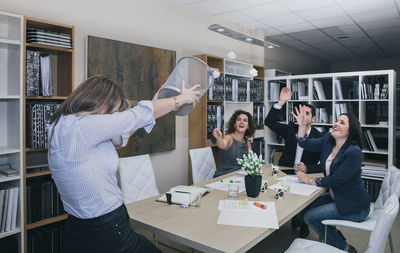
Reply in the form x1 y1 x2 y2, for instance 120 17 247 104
274 22 315 33
337 24 363 34
216 11 254 24
290 30 327 40
279 0 336 12
239 2 291 19
261 26 283 36
282 40 310 49
260 13 306 27
190 0 232 15
367 27 400 37
350 8 399 23
310 16 354 28
338 0 396 15
297 5 346 21
215 0 274 10
359 17 400 31
268 34 297 43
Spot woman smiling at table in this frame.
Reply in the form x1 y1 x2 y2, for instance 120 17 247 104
292 105 370 252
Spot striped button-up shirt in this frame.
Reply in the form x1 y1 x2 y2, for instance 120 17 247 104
48 101 155 219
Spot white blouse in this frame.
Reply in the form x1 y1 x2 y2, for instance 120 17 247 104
48 101 155 219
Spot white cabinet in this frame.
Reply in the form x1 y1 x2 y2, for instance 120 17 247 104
0 10 24 251
265 70 396 168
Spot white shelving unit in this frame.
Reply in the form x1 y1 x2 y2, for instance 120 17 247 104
265 70 396 167
0 10 23 251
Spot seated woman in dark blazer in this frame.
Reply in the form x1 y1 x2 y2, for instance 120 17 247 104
293 105 370 252
212 110 255 177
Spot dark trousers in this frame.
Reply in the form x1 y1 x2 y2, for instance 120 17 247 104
64 204 162 253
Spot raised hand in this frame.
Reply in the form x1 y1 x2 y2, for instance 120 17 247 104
213 128 222 140
291 104 308 137
278 87 292 106
178 80 201 107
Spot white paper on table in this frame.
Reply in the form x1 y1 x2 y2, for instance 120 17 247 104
268 181 319 196
205 176 246 193
236 170 247 175
217 200 279 229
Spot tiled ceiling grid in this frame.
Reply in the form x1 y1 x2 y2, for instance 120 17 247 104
176 0 400 61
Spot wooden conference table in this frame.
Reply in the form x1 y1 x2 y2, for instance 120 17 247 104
126 165 325 253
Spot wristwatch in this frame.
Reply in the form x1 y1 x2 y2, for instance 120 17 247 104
297 136 306 142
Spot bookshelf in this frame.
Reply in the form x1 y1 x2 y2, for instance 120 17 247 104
189 54 264 183
23 17 74 252
265 70 396 201
0 10 24 252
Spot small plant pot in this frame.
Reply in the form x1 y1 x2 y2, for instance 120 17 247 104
244 175 262 198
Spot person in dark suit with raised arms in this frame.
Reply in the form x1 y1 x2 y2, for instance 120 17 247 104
265 87 323 173
265 87 323 237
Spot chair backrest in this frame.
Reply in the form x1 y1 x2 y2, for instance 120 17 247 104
119 154 159 204
190 147 216 184
366 194 399 253
374 166 400 209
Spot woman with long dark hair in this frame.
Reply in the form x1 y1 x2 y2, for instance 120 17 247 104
212 110 255 177
48 75 200 253
293 105 370 252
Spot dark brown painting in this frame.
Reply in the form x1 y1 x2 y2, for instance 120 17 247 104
87 35 176 157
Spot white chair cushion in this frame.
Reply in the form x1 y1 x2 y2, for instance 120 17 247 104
190 147 216 184
285 239 345 253
119 154 159 204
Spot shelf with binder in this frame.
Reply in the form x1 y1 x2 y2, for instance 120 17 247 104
0 11 23 252
264 70 396 170
23 17 74 252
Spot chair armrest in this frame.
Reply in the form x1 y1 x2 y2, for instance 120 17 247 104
321 218 376 231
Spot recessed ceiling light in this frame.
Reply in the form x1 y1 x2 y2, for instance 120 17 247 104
208 24 279 49
337 36 350 39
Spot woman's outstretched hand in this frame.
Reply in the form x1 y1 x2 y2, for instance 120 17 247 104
177 80 201 107
213 128 222 140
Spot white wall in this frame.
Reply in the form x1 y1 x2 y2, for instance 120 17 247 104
331 57 400 75
265 41 330 75
0 0 264 192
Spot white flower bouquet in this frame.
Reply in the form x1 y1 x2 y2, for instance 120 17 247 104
237 151 265 177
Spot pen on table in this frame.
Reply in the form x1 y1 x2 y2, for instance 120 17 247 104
220 179 241 183
254 202 267 210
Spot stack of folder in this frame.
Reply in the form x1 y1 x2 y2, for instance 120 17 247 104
27 28 72 49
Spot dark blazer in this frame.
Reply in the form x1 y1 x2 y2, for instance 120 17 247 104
299 133 371 215
265 106 323 173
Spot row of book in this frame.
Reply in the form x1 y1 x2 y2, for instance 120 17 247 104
27 28 72 49
26 178 64 224
26 103 60 149
26 50 56 96
290 81 307 100
268 82 284 101
360 83 389 100
362 178 383 202
253 105 266 128
0 235 18 253
207 105 224 132
208 77 263 102
28 222 66 253
363 129 378 152
314 107 329 123
334 80 359 99
0 187 19 233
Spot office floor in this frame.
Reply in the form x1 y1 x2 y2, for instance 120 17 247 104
134 207 400 252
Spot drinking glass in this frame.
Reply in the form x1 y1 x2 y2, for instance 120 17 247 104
228 183 239 198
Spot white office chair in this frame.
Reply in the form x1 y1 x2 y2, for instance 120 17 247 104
322 166 400 253
190 147 216 184
285 194 399 253
119 154 159 204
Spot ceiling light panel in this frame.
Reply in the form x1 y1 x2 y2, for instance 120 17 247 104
208 24 279 48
